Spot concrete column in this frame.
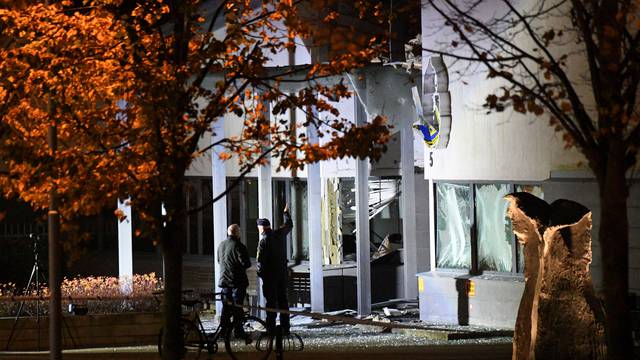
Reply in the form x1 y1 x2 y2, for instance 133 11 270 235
401 116 418 299
117 198 133 294
212 117 228 314
258 103 272 315
258 160 273 221
307 107 324 312
354 80 371 315
258 103 273 222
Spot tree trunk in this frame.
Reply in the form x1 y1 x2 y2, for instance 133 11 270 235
161 188 187 360
597 142 633 360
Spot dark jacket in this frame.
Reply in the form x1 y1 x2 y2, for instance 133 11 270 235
257 211 293 281
217 235 251 288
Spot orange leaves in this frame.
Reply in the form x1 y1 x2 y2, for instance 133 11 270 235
0 0 392 251
218 152 232 161
323 11 339 22
0 2 141 232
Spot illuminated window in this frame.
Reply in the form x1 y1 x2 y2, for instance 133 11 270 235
435 183 472 269
435 182 543 274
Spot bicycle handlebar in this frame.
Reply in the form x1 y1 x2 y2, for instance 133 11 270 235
150 289 232 308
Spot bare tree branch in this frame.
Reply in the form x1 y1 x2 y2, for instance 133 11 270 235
504 0 597 148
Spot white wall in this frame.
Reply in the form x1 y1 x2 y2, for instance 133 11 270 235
419 0 640 297
420 0 592 182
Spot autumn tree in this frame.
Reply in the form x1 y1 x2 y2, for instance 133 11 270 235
0 0 389 358
420 0 639 358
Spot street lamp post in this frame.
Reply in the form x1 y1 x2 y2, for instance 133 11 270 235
47 97 62 360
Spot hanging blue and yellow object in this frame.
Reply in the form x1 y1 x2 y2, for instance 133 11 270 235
414 123 439 147
413 102 441 148
411 86 441 148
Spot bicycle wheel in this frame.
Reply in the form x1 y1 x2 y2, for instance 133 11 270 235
225 316 272 360
158 318 204 359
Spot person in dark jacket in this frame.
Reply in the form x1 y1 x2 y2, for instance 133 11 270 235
218 224 252 340
256 204 293 334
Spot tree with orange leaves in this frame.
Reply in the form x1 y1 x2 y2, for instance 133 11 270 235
0 1 389 358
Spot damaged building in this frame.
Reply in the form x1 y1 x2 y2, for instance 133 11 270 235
0 0 638 333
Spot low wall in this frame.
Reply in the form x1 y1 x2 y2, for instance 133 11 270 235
417 272 524 329
1 312 162 351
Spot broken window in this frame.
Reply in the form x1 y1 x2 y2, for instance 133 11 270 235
434 182 544 274
322 178 341 264
298 181 309 260
369 178 402 249
515 185 544 272
338 178 356 261
476 184 513 272
338 178 402 262
435 183 471 269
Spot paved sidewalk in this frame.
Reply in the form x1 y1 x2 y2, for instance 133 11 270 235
0 342 512 360
0 310 514 359
0 323 513 360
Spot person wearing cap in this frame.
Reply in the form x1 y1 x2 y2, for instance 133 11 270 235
256 204 293 334
218 224 252 341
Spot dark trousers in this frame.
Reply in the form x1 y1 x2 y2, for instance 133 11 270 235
262 278 289 332
220 286 246 335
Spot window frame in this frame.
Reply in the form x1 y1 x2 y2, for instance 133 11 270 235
433 181 473 273
434 180 542 275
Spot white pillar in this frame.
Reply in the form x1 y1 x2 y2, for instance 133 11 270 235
117 198 133 294
401 116 418 299
258 168 272 221
212 117 228 314
307 107 324 312
354 80 371 315
258 104 272 315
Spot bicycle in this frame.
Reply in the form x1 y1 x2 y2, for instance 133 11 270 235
156 290 273 360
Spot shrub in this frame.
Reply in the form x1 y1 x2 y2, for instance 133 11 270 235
0 273 162 317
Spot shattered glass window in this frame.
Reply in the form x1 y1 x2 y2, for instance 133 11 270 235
339 178 356 260
515 185 544 273
369 178 402 247
475 184 513 272
299 181 309 260
436 183 471 269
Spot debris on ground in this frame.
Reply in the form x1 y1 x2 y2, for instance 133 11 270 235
199 301 513 350
355 314 391 333
382 307 405 317
324 309 357 317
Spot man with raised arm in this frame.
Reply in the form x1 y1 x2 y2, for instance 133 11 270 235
256 204 293 335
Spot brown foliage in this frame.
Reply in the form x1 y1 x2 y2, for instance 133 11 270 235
0 0 389 238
